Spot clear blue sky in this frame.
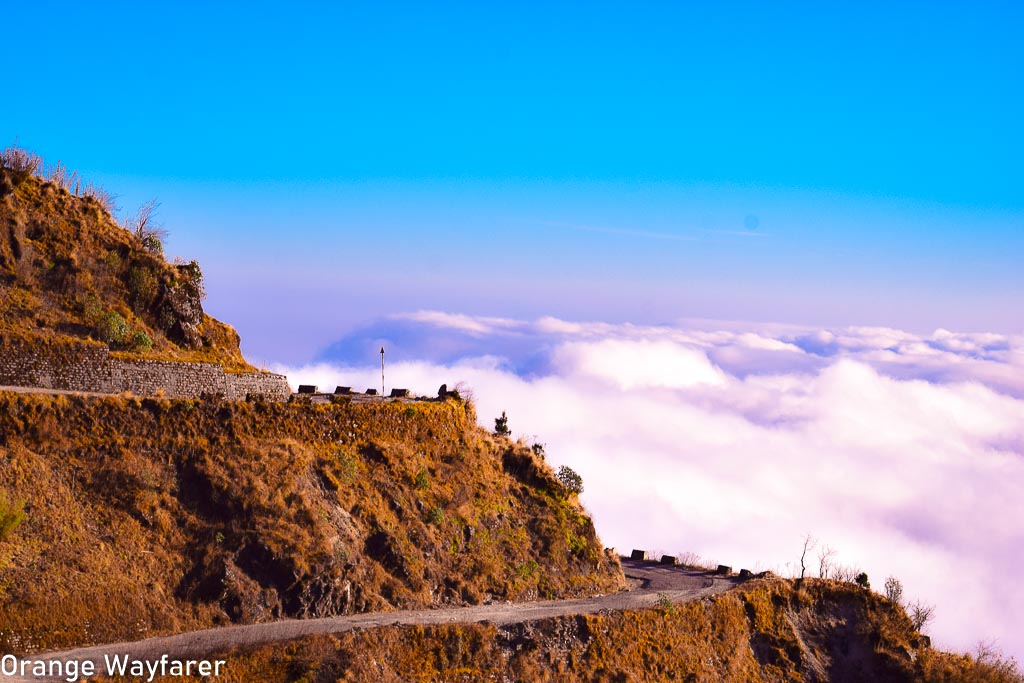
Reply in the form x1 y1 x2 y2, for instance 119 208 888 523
4 2 1022 362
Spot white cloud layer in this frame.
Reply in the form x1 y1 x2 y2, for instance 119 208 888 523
280 313 1024 660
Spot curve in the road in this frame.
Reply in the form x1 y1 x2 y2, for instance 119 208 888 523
3 561 739 682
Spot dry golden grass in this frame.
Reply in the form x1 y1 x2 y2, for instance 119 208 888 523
0 393 622 652
0 161 253 371
125 578 1021 683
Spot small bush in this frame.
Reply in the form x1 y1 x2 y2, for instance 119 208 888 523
174 258 206 301
413 469 430 491
425 507 444 525
855 572 870 589
141 234 164 257
556 465 584 495
494 411 510 437
130 330 153 351
125 200 167 256
0 490 26 541
531 443 546 459
337 451 359 483
908 599 935 631
98 311 131 345
655 592 677 615
127 266 159 311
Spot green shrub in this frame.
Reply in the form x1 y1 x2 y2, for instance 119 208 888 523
413 469 430 491
141 234 163 257
556 465 584 495
105 250 123 274
98 311 130 345
127 266 159 310
494 411 510 436
655 592 677 615
337 450 359 483
130 330 153 351
855 572 870 589
425 507 444 525
0 490 26 541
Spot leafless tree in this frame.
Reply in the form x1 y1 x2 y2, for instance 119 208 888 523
799 533 816 580
818 544 837 579
125 199 168 255
884 576 904 603
908 599 935 631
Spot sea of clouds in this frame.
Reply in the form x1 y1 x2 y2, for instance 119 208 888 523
277 312 1024 660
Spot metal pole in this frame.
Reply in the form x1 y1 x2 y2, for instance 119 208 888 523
380 347 385 397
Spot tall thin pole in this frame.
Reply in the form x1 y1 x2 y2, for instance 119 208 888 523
380 347 385 396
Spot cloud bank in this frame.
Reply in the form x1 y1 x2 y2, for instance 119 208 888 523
280 313 1024 660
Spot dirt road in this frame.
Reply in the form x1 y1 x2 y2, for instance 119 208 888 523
1 560 737 681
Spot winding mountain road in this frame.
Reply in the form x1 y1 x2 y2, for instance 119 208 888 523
2 560 739 682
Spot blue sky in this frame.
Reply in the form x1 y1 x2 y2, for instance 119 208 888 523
4 1 1022 362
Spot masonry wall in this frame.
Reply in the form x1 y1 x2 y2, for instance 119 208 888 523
0 340 291 401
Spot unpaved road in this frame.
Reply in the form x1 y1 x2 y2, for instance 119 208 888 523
1 560 738 681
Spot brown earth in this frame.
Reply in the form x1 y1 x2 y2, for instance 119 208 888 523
0 392 623 655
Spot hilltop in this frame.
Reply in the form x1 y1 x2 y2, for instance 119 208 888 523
0 146 251 371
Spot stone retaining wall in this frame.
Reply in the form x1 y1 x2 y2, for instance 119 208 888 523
0 340 290 401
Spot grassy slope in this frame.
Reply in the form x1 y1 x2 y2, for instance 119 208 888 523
0 392 623 653
0 166 253 371
151 578 1019 683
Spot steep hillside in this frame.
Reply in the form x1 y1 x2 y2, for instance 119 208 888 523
0 392 623 652
155 578 1018 683
0 148 251 371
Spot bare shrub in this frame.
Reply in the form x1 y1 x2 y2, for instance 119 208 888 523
452 381 475 402
677 551 716 570
818 544 837 578
908 599 935 631
0 144 41 180
974 641 1023 680
884 575 904 603
833 564 864 583
46 160 78 191
125 199 167 256
82 182 118 213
